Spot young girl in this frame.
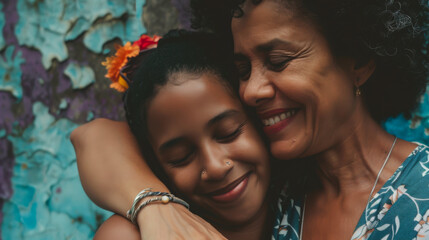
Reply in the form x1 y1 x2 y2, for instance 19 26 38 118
91 29 275 240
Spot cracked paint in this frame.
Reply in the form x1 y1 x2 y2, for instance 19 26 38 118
64 62 95 89
0 46 25 100
83 15 146 53
15 0 146 69
0 2 5 50
2 102 111 239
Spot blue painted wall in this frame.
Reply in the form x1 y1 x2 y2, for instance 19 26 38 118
0 0 186 239
0 0 427 239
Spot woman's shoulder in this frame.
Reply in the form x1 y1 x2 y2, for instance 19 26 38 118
400 142 429 172
388 142 429 183
409 142 429 156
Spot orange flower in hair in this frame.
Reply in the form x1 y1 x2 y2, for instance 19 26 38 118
102 35 161 92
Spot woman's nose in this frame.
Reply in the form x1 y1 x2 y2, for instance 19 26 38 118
239 69 275 107
200 143 233 181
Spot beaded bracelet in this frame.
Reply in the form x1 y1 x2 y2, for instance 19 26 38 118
127 189 190 225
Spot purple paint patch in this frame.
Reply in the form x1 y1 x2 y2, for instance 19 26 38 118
0 199 3 238
0 92 16 133
3 0 18 47
171 0 192 29
0 139 14 200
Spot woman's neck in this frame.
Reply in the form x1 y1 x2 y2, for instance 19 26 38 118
313 111 402 197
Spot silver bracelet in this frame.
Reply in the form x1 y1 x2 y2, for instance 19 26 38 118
126 188 152 220
127 189 190 225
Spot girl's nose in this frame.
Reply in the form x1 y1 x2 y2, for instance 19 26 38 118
200 143 233 181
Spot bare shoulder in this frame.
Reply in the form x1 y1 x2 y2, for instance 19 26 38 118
94 214 140 240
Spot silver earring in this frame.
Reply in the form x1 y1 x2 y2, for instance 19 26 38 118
226 161 231 166
201 169 207 175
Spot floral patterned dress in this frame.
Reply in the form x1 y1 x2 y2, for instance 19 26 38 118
271 144 429 240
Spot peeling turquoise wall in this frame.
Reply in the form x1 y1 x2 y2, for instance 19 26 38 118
0 0 427 239
0 0 185 239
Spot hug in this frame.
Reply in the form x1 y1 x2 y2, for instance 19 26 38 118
71 0 429 239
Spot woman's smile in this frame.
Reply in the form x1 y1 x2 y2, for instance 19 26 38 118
232 0 360 160
259 108 300 135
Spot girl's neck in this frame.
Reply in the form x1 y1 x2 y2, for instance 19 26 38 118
211 197 273 240
221 203 272 240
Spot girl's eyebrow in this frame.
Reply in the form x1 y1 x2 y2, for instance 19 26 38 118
159 137 186 153
207 110 241 128
158 110 241 152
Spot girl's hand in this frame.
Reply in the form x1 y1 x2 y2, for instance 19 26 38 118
137 204 227 240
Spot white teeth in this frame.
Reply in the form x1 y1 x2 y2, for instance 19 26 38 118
262 110 297 126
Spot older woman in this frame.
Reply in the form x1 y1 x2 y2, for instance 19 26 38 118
72 0 429 239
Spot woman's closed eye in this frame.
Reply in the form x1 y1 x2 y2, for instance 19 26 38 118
235 61 251 81
267 52 293 71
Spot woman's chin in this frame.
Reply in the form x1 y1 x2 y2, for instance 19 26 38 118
270 139 309 161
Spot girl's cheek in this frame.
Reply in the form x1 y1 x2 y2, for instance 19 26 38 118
168 167 201 194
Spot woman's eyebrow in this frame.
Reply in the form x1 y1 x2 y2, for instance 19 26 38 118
255 38 294 52
234 38 296 57
207 110 241 128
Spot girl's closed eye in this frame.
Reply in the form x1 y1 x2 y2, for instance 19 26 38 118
167 150 195 167
215 121 247 143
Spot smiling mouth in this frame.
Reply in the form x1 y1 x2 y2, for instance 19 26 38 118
258 108 299 135
261 109 298 127
206 172 251 203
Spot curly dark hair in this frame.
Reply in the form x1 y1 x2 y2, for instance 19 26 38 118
190 0 429 122
123 29 237 187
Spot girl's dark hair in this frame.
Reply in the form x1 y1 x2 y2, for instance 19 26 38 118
124 29 236 187
191 0 429 122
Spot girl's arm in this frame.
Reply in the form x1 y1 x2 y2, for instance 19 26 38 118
71 118 225 239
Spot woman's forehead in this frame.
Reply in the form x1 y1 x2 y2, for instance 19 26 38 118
231 2 316 54
236 0 298 19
